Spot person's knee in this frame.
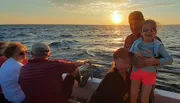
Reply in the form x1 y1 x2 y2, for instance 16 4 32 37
131 90 139 99
131 85 139 94
141 97 148 103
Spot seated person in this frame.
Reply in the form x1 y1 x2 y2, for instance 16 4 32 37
0 42 27 103
19 42 88 103
0 42 9 103
87 48 134 103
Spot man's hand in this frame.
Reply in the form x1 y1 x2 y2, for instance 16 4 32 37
146 57 160 66
133 54 147 68
135 53 144 58
75 60 89 67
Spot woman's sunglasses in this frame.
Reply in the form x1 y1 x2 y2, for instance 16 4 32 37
19 51 27 56
142 28 156 33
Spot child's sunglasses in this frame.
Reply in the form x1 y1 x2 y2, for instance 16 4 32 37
19 51 27 56
142 28 156 33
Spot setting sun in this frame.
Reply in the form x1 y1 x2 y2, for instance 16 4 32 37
112 11 123 24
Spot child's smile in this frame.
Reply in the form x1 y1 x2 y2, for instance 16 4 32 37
144 32 154 38
141 24 157 42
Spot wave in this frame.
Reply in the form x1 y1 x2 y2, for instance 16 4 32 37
49 40 78 48
60 34 73 38
168 46 180 51
17 33 31 37
0 35 4 39
171 54 180 59
96 34 110 37
77 49 88 55
156 83 180 93
86 48 112 59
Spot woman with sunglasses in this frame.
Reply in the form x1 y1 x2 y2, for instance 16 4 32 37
0 42 27 103
130 19 173 103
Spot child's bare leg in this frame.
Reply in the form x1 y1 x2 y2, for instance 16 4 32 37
131 80 141 103
141 85 153 103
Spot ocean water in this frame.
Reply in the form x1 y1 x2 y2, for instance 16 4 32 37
0 25 179 93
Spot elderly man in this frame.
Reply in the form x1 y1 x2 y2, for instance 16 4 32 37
19 42 88 103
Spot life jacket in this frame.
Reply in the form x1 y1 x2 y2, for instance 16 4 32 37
130 38 163 57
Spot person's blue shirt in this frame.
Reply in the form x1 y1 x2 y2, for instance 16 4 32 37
130 38 173 72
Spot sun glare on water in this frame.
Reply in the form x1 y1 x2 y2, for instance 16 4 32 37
112 11 123 24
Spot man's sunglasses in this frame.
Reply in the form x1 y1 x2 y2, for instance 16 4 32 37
142 28 156 33
19 51 27 56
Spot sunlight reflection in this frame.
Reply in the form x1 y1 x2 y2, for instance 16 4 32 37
114 38 122 41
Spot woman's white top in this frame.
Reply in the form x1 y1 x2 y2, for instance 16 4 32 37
0 58 25 103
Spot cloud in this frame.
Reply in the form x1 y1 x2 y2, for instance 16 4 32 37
49 0 177 13
127 0 176 8
50 0 128 5
49 0 129 13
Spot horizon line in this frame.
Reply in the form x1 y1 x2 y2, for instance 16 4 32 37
0 24 180 26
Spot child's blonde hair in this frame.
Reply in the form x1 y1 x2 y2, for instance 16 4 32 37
142 19 157 28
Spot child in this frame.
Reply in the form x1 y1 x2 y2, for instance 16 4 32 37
87 48 134 103
130 19 173 103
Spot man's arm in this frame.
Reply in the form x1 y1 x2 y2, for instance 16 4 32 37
124 34 137 50
124 35 132 50
56 60 77 73
55 60 87 74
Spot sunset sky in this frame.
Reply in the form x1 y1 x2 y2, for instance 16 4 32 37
0 0 180 25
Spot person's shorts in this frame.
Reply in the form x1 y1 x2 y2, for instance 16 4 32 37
130 69 156 85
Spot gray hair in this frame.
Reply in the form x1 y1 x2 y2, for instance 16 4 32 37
31 52 50 58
